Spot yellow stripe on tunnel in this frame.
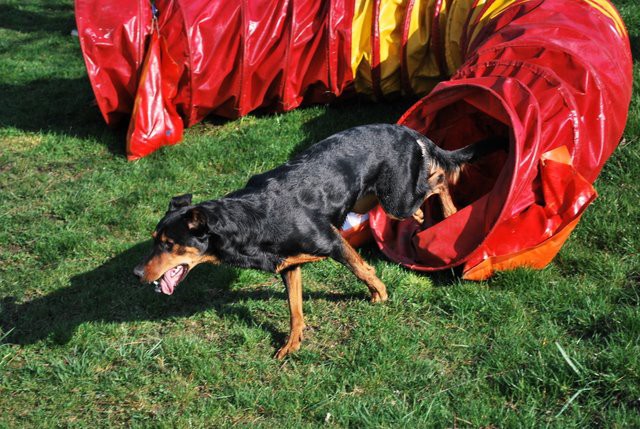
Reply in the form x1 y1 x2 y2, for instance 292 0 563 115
445 0 476 75
405 0 441 94
351 0 375 95
378 0 406 94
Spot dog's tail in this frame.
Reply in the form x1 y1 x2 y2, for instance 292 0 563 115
446 137 508 165
431 137 509 183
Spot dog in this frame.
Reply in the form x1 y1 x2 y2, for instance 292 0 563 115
133 123 505 358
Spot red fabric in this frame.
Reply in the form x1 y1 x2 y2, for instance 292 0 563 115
157 0 355 123
126 29 184 160
75 0 152 125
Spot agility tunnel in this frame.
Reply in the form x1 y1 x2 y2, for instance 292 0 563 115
75 0 632 279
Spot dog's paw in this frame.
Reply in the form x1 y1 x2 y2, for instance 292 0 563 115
370 291 388 303
274 329 304 359
275 341 301 360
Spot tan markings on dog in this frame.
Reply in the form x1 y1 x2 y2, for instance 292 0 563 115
337 233 388 303
142 244 219 282
187 208 207 231
437 185 457 217
425 166 458 218
352 193 379 214
276 254 325 273
412 207 424 224
445 166 461 186
275 266 305 359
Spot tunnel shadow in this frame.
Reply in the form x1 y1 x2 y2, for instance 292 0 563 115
0 3 126 155
630 34 640 63
0 77 126 156
0 242 370 347
0 3 75 34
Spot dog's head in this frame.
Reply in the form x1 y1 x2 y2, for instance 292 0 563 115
133 194 219 295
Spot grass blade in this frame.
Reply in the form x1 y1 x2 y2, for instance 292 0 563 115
555 387 591 418
555 342 581 376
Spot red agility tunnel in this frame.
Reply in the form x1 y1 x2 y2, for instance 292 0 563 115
75 0 632 279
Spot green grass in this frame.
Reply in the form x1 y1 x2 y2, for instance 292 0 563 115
1 0 639 427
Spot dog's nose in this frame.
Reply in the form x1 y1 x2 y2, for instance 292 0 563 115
133 264 145 279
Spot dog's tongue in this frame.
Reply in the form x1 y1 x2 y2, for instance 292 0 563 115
159 265 184 295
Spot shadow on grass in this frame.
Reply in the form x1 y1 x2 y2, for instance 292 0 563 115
0 3 75 34
631 35 640 63
0 3 126 154
0 77 126 155
0 241 371 347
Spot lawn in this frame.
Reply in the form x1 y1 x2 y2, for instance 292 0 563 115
0 0 638 427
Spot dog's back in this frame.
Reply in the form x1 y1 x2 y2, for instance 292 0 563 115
241 123 429 225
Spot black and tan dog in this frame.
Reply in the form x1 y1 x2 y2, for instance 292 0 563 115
134 123 503 358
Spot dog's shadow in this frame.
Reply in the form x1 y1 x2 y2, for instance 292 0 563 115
0 242 369 347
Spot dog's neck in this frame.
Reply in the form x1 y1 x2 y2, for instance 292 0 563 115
200 197 280 271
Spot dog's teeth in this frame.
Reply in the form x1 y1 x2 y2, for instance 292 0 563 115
153 280 159 285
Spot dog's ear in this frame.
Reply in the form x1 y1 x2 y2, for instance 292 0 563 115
185 207 208 236
168 194 192 212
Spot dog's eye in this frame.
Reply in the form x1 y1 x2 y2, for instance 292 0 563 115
164 242 174 251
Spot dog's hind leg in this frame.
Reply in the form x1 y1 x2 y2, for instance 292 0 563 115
426 169 458 219
411 170 457 224
437 184 457 217
332 231 388 303
276 265 306 359
412 207 425 224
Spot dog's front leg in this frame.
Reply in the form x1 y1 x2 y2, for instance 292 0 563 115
275 265 306 359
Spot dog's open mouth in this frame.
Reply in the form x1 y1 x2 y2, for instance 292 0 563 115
153 264 189 295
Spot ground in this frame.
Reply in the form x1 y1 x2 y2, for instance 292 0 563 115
0 0 639 427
